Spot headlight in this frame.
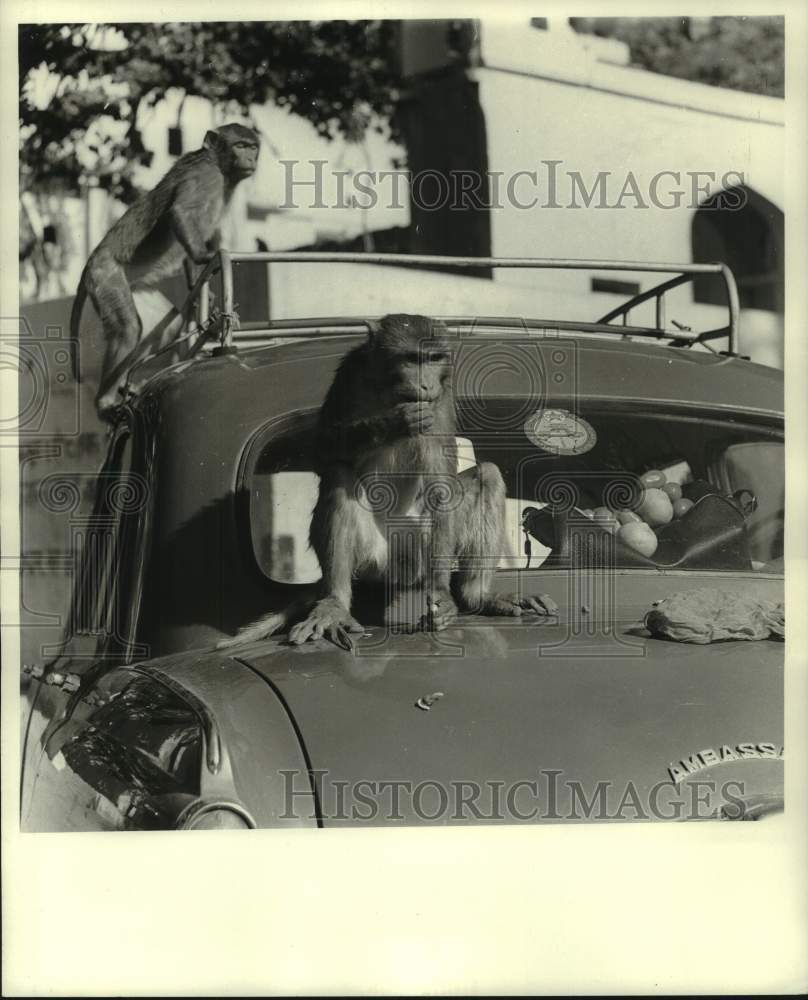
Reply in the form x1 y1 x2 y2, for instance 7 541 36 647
176 799 255 830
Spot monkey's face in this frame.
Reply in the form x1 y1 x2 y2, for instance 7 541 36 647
229 137 260 178
208 125 260 179
380 342 451 403
371 315 452 404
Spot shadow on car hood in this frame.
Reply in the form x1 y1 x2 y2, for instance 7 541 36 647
228 574 784 826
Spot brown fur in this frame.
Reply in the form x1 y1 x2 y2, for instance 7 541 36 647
70 123 259 419
221 314 558 651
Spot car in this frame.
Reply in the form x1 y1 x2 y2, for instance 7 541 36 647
20 252 784 830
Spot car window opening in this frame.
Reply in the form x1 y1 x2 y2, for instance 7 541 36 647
248 405 783 585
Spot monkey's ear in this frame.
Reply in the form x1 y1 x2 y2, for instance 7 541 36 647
203 130 220 152
366 319 383 341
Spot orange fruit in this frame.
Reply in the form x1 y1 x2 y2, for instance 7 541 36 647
640 469 666 488
672 497 694 519
637 487 674 526
593 506 620 533
618 521 658 557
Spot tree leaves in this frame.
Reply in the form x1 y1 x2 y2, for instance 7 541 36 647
19 20 401 201
570 16 784 98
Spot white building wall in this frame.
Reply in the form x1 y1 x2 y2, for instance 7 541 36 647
268 20 785 365
474 19 784 364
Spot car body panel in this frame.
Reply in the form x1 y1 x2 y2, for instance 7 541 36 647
141 333 785 422
22 653 317 830
136 652 318 827
223 571 784 825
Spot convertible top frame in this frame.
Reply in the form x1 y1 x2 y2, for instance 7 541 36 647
180 250 741 358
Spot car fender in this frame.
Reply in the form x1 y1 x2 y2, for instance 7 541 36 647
24 650 317 831
139 651 318 828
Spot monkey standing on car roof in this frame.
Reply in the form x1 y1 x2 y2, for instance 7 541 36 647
221 314 558 651
70 123 260 420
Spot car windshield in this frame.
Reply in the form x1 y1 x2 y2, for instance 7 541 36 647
248 403 783 583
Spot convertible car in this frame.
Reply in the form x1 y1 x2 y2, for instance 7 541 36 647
20 253 784 830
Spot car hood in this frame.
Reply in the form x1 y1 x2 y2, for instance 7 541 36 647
227 573 784 825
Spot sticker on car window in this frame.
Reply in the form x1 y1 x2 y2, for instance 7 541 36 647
524 408 597 455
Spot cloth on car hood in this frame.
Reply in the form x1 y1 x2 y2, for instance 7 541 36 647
644 588 784 644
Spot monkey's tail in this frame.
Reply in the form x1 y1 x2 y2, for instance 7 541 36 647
216 608 293 650
69 275 87 383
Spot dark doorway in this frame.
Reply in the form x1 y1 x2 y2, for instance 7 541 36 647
692 186 784 313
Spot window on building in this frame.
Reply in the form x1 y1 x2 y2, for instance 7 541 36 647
692 186 783 313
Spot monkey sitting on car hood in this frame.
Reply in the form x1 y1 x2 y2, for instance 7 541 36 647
221 314 558 650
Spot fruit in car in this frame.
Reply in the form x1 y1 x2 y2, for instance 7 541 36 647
616 509 642 525
592 506 620 532
662 482 682 502
637 487 674 526
672 497 695 519
640 469 666 488
618 521 659 558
